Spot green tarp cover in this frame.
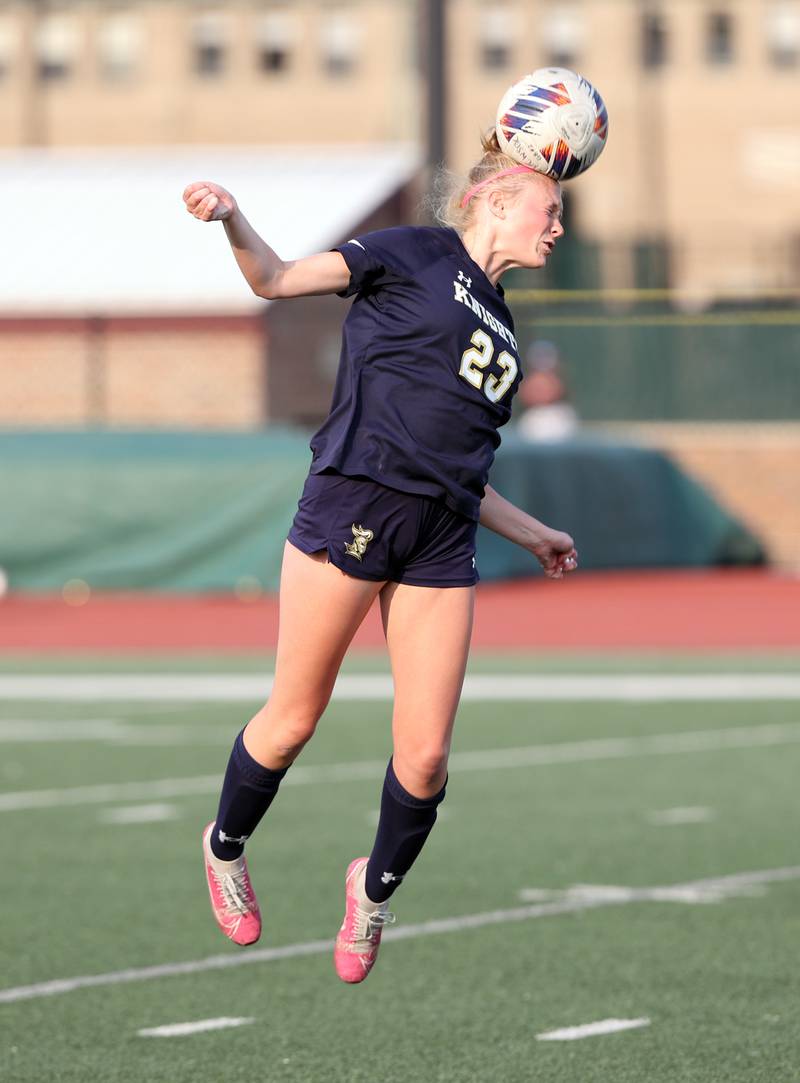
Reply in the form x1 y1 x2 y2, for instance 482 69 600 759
0 430 764 592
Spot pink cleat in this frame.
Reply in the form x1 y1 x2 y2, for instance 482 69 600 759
334 857 396 984
202 822 261 946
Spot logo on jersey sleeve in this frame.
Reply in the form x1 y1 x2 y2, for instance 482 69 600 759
344 523 374 561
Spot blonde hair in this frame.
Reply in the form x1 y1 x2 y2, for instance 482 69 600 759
429 129 539 234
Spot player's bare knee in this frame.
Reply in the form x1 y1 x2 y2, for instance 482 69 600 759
271 717 319 758
246 706 320 756
396 744 449 793
251 693 328 731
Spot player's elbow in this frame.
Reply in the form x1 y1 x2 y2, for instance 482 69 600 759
253 264 287 300
254 277 279 301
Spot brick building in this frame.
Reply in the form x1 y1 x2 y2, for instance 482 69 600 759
0 145 419 427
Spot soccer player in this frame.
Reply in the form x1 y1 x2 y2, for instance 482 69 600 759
183 130 577 984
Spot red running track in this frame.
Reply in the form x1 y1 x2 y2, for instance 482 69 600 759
1 570 798 652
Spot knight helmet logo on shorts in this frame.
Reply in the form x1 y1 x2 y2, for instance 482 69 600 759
344 523 374 561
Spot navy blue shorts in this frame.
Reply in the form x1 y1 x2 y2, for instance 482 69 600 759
288 472 479 587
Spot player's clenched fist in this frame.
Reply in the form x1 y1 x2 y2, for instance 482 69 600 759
182 181 237 222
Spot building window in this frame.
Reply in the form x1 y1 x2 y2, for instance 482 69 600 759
480 6 514 71
256 8 294 74
36 12 79 81
320 8 359 76
642 10 667 68
541 3 584 68
97 10 143 81
706 11 734 65
192 10 229 77
766 1 800 66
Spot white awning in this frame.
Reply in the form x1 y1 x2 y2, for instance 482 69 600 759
1 144 420 315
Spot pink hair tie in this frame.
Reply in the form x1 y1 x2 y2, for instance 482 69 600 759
460 165 536 208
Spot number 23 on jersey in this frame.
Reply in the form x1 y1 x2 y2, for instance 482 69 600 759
458 328 519 404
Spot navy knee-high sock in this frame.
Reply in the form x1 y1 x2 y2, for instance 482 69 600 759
210 728 288 861
365 758 447 904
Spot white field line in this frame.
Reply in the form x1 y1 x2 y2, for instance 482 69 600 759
0 720 122 742
138 1017 254 1038
2 721 800 814
2 673 800 702
647 806 715 826
1 866 798 1006
0 720 236 746
100 803 180 825
517 866 785 905
537 1018 651 1041
0 774 221 813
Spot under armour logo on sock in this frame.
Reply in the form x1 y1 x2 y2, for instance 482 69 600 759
380 871 403 885
218 829 249 845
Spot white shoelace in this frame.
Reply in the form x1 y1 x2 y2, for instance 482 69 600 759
351 904 396 945
212 866 254 916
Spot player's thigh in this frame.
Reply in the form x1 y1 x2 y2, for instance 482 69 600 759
266 540 384 718
380 582 474 779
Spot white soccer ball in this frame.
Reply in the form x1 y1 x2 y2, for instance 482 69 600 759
496 68 609 180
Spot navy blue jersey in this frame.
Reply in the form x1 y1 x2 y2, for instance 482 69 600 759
309 226 522 521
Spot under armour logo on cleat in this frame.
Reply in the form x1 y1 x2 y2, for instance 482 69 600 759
218 829 249 845
380 871 403 885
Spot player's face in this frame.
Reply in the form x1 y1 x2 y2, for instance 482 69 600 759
508 177 564 268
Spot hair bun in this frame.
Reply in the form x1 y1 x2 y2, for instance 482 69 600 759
481 128 502 154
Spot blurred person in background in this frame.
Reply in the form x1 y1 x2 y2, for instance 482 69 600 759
516 339 579 442
183 128 578 986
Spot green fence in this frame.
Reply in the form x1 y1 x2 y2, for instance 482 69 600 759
505 286 800 422
0 430 764 593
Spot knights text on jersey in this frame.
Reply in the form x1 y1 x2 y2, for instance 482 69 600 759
309 226 522 521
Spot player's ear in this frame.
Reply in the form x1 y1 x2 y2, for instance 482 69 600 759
487 188 506 219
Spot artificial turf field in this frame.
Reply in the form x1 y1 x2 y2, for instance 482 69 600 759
1 652 799 1083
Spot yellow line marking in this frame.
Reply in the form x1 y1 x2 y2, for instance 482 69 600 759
516 312 800 328
506 288 800 303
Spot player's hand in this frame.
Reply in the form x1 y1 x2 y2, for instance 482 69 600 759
528 527 578 580
182 181 237 222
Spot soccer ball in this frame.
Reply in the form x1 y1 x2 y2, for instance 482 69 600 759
496 68 609 180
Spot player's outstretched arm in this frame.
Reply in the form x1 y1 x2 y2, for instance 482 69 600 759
182 181 350 299
479 484 578 579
